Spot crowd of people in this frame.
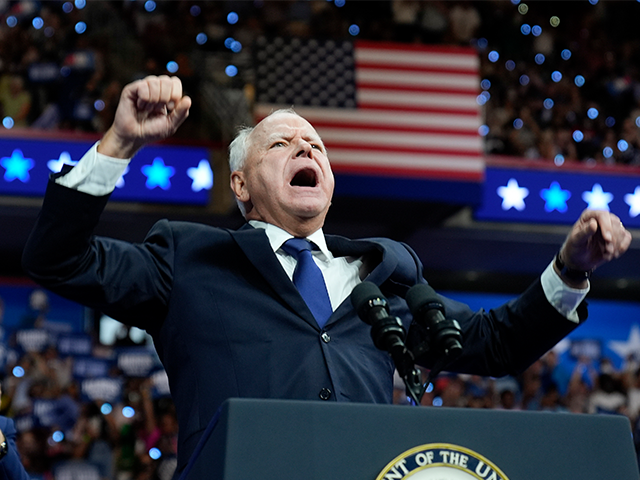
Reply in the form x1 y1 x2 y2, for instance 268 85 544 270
0 1 640 165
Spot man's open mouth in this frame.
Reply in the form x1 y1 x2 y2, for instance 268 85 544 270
290 168 318 187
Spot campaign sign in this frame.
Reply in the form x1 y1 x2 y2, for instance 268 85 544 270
80 377 123 403
116 347 160 378
57 333 93 357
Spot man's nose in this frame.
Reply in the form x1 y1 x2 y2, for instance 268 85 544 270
295 141 312 157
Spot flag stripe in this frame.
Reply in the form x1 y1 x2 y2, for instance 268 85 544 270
319 128 481 152
357 69 479 92
357 104 480 116
256 106 480 133
356 61 481 76
358 89 479 111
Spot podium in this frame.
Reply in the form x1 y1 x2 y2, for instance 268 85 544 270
184 398 639 479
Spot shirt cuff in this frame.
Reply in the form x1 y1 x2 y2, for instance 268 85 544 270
54 141 130 196
541 259 589 323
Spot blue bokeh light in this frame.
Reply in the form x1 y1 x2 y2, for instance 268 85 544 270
149 448 162 460
505 60 516 71
513 118 524 129
122 406 135 418
75 0 86 8
227 12 239 24
574 75 585 87
551 71 562 82
348 24 360 36
196 33 207 45
32 17 44 29
605 116 615 127
554 154 565 166
13 366 24 377
166 61 179 73
144 1 156 12
488 50 500 62
94 100 105 111
101 403 113 415
561 49 572 60
6 16 17 27
3 117 14 129
334 0 346 6
225 65 238 77
52 431 64 442
62 2 73 13
532 25 542 36
481 79 491 90
75 22 86 34
573 130 584 142
519 75 530 86
230 41 242 53
603 146 613 158
521 24 531 35
190 5 201 16
479 125 490 136
543 98 554 109
618 140 629 152
587 107 599 119
535 53 545 65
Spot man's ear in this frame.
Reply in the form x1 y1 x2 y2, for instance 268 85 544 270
230 171 250 202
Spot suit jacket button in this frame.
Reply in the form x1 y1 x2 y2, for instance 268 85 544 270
321 332 330 343
319 388 332 400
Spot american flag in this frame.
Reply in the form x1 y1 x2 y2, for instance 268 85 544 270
254 38 483 182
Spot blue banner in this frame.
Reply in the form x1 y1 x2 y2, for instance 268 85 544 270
476 164 640 227
0 137 213 205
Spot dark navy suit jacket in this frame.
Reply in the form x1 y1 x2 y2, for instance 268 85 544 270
22 181 586 472
0 416 30 480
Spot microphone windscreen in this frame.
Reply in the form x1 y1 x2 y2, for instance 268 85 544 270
405 283 443 314
351 282 385 320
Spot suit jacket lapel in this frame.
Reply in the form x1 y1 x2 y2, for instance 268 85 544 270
230 225 320 329
325 235 399 325
325 235 398 286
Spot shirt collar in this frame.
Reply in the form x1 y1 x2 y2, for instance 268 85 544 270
248 220 332 260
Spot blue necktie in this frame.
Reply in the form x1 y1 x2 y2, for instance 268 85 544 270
281 238 333 328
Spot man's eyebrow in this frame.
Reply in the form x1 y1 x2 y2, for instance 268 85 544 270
265 132 291 143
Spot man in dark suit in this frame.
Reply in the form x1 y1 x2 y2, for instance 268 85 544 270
22 76 632 475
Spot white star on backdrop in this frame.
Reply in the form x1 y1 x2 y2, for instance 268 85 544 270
609 324 640 360
582 183 613 210
47 151 78 173
187 159 213 192
497 178 529 211
625 186 640 218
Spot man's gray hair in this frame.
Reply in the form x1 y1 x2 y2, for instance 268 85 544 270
228 108 301 217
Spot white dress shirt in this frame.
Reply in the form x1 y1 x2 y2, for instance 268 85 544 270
55 142 589 323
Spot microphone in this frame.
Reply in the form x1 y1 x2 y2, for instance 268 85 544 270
351 282 423 405
406 284 463 359
351 281 406 353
